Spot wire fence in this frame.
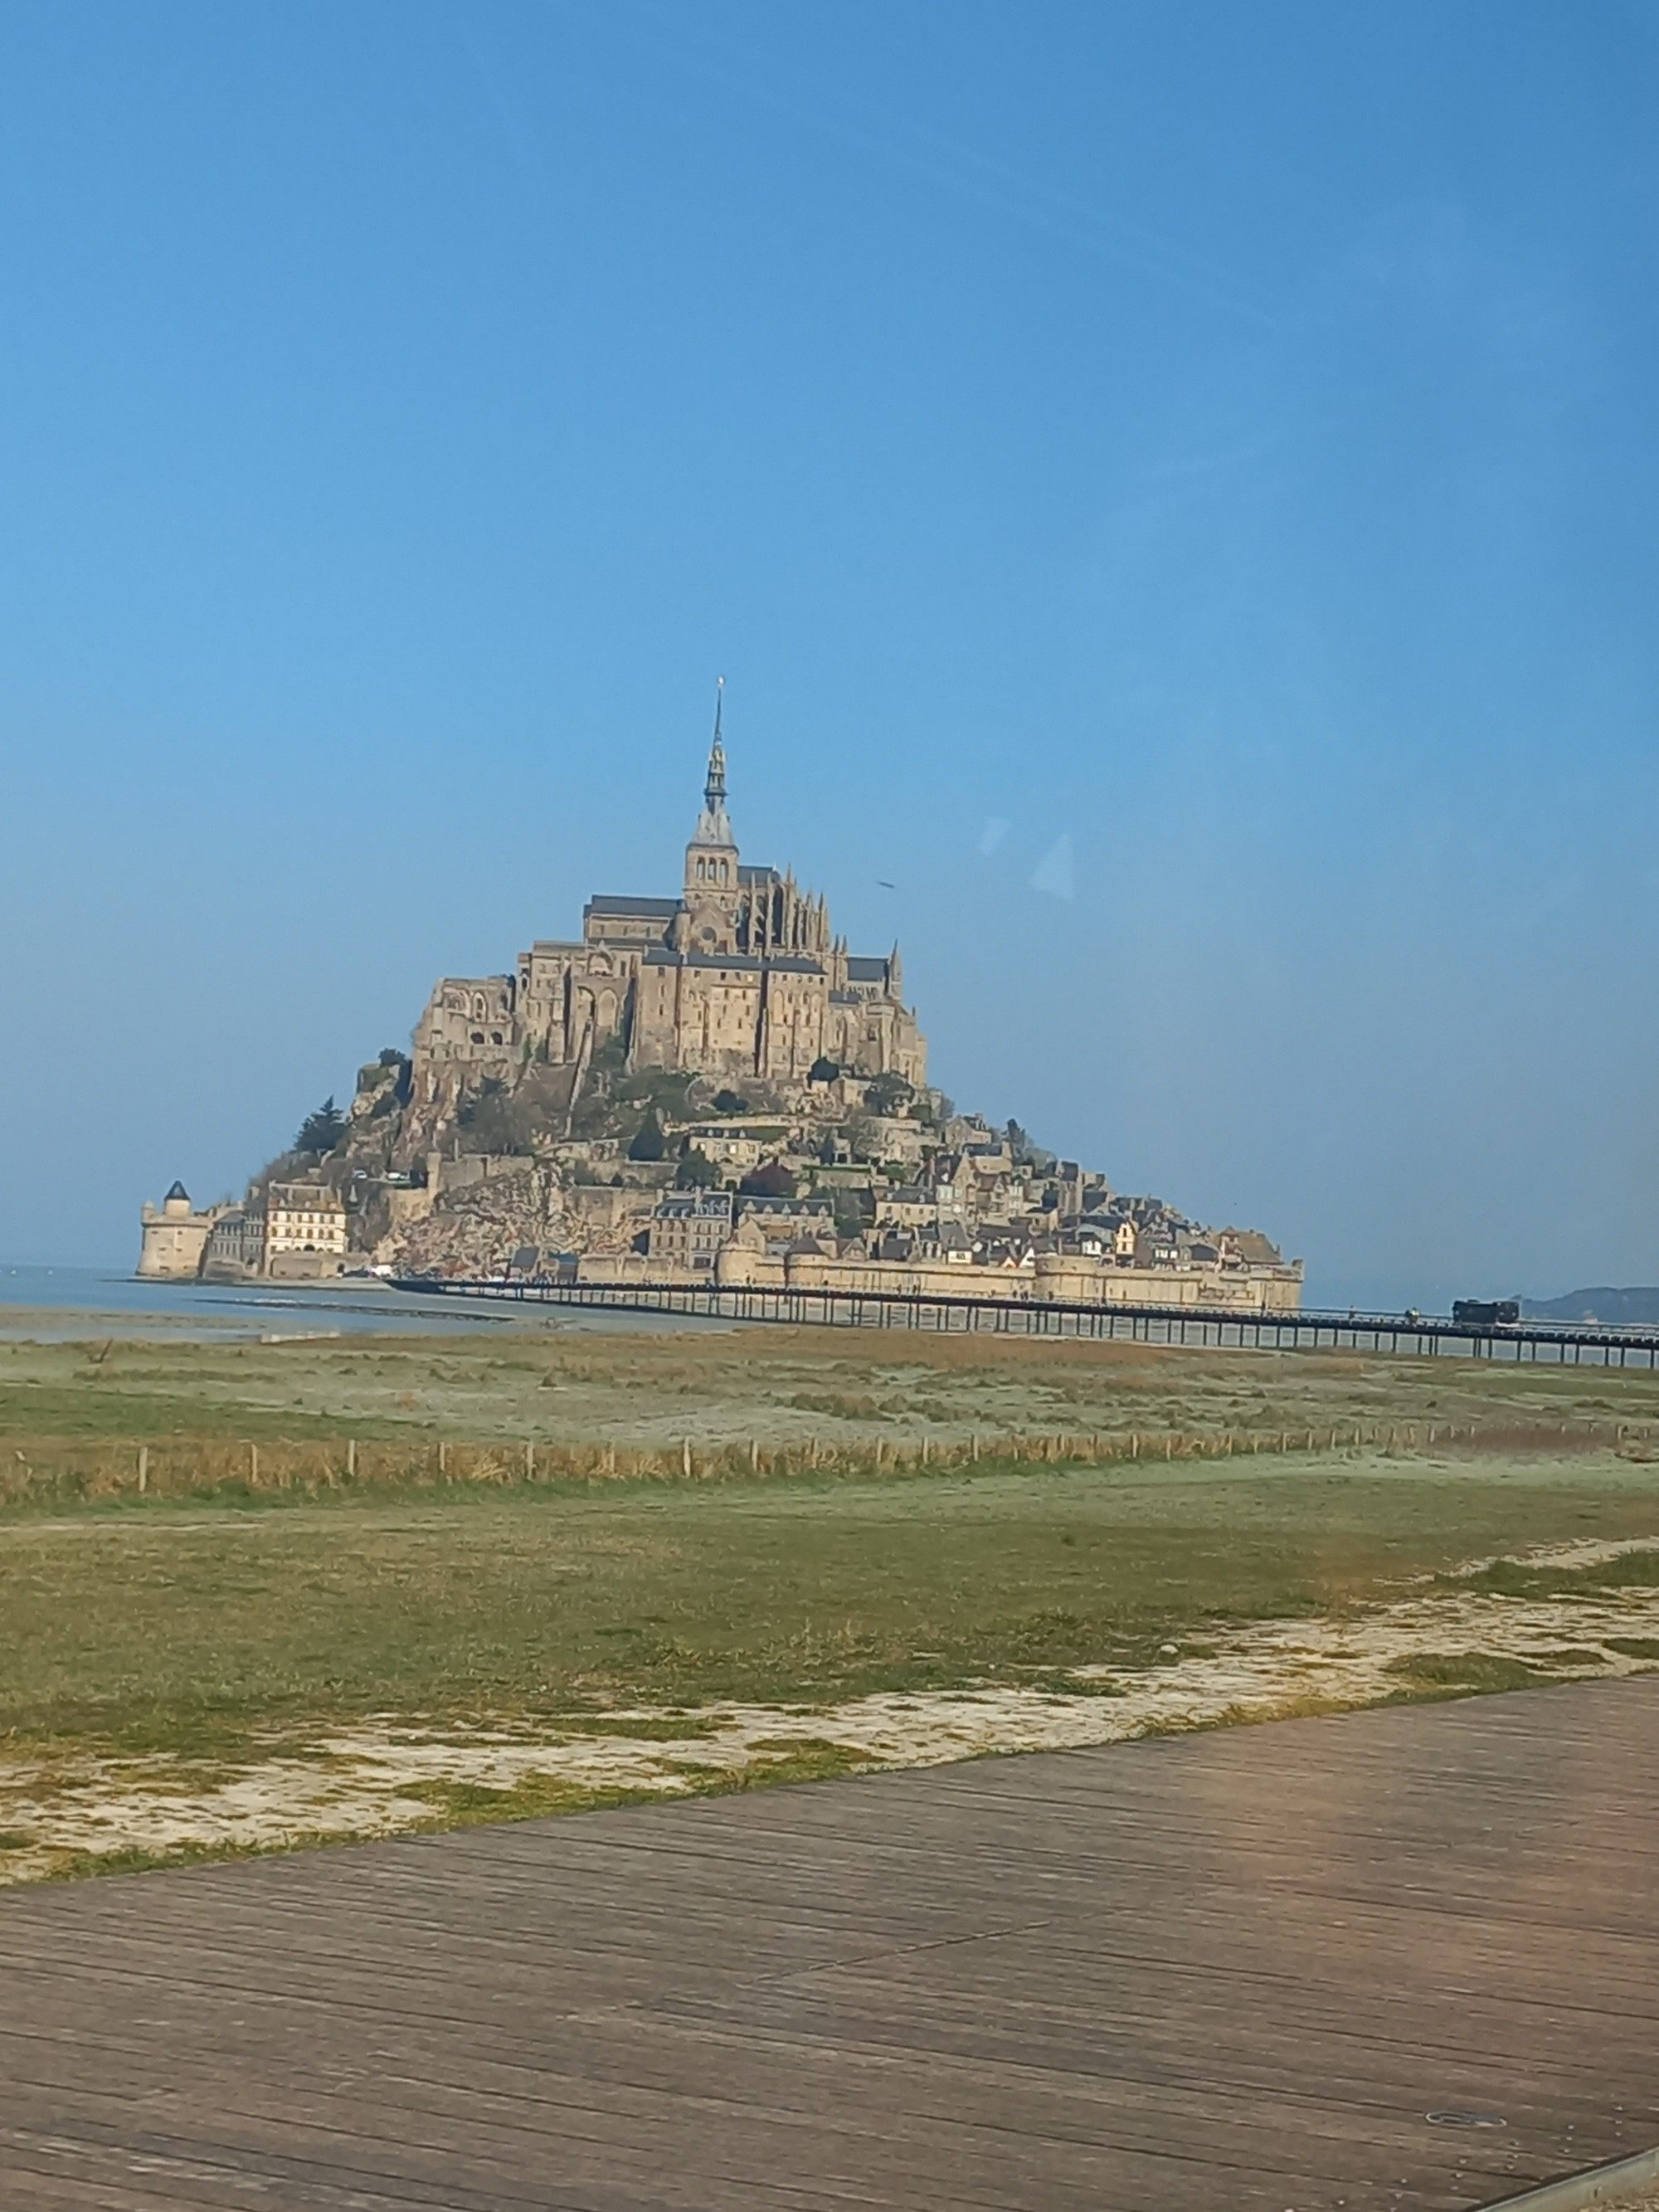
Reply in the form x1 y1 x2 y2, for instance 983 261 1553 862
0 1417 1648 1509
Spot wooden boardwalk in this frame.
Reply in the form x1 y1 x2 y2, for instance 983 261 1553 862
3 1678 1657 2211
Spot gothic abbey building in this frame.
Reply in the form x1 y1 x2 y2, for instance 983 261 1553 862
411 733 927 1108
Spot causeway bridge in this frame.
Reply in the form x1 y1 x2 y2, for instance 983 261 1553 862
394 1275 1659 1368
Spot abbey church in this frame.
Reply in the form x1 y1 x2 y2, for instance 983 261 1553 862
411 722 927 1108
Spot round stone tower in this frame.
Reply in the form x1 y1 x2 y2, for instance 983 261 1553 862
136 1182 215 1279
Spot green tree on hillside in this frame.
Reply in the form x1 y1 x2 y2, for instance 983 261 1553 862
628 1109 667 1162
295 1098 347 1155
864 1073 914 1117
739 1159 796 1200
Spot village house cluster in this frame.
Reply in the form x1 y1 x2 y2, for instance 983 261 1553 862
569 1104 1301 1312
139 725 1301 1313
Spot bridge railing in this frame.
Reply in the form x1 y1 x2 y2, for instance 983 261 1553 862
387 1277 1659 1369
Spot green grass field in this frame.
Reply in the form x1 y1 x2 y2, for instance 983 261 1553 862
5 1325 1659 1869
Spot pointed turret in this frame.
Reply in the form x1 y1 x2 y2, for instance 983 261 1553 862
704 679 727 813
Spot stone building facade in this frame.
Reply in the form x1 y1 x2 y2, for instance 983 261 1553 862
411 730 926 1112
265 1183 348 1271
646 1190 736 1272
202 1205 266 1279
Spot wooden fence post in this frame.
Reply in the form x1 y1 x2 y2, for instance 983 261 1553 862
249 1441 259 1484
137 1445 148 1495
682 1438 693 1477
347 1438 357 1479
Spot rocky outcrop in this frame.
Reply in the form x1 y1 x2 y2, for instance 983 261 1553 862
373 1160 571 1278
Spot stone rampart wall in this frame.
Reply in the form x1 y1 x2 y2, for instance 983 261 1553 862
136 1214 213 1280
711 1247 1303 1312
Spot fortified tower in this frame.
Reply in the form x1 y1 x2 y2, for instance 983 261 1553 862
679 685 742 957
136 1182 218 1279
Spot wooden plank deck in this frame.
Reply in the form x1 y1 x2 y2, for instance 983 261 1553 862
2 1678 1657 2210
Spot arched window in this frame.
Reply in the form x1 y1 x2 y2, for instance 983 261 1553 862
719 859 728 883
696 859 705 880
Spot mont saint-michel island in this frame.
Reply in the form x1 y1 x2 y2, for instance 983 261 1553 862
139 720 1302 1312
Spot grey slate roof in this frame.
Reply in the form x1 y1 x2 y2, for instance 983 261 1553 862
653 1191 736 1220
846 956 889 983
586 895 681 918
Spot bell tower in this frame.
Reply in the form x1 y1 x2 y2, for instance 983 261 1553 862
682 678 742 953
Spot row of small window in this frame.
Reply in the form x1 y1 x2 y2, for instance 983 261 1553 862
694 857 731 883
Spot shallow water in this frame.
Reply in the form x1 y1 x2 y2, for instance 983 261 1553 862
0 1265 734 1342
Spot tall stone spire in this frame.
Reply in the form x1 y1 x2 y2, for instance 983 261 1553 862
704 675 727 815
693 675 733 845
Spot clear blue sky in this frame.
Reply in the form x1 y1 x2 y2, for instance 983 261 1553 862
2 0 1656 1308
